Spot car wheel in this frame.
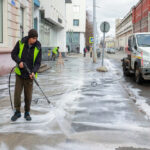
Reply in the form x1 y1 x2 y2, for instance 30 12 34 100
123 61 130 76
134 66 143 84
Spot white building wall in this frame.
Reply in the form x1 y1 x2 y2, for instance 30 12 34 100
39 22 51 47
56 28 66 52
50 28 58 47
40 0 66 28
40 0 67 52
80 33 85 54
66 0 86 32
66 0 86 53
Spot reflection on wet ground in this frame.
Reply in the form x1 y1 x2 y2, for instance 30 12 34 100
0 55 150 150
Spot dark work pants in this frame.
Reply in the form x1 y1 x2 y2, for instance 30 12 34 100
14 75 33 112
52 53 56 61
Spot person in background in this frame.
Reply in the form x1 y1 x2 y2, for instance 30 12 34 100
90 47 93 58
52 47 59 61
76 47 80 54
83 47 87 57
86 45 90 52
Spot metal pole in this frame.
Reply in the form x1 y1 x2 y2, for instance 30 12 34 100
102 32 105 66
93 0 97 63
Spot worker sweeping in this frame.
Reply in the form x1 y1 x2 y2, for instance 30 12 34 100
11 29 42 121
52 47 59 61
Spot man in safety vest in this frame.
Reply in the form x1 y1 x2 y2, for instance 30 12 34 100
52 47 59 61
11 29 42 121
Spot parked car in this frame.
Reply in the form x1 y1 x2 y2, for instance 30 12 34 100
96 48 101 58
106 48 111 53
107 48 115 54
109 48 115 54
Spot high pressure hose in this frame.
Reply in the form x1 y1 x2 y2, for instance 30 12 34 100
8 63 52 112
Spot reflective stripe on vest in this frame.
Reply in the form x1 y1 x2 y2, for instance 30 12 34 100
14 40 39 78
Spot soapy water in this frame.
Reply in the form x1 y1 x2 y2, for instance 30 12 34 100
2 58 150 149
6 72 76 138
52 106 74 137
0 103 74 138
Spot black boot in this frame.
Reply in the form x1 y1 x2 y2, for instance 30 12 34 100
24 112 32 121
11 111 21 121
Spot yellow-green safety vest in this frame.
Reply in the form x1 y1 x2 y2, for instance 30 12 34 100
52 47 58 55
14 40 40 78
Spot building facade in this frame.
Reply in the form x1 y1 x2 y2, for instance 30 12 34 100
40 0 71 50
66 0 86 53
105 37 115 49
0 0 33 76
132 0 150 33
115 0 150 51
34 0 40 37
115 11 133 50
36 0 72 60
0 0 72 76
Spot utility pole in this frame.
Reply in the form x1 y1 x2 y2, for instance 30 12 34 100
93 0 97 63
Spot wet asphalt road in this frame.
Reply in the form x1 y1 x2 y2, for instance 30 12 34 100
106 51 150 106
0 54 150 150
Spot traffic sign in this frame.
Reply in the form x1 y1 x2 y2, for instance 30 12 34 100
100 22 110 33
89 37 94 44
11 0 16 6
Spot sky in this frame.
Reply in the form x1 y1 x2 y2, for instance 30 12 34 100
86 0 139 37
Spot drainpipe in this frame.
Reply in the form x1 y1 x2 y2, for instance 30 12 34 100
32 0 34 28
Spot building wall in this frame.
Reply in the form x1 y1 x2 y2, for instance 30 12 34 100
40 0 66 28
0 0 33 76
132 0 150 33
105 38 115 49
66 0 86 33
66 0 86 53
34 5 40 37
40 0 67 52
80 33 85 53
116 0 150 50
50 27 58 47
115 11 133 50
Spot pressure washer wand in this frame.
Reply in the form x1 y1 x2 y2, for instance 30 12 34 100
23 63 51 104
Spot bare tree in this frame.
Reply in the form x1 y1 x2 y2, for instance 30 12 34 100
85 11 93 50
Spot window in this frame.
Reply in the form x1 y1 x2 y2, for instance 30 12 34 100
73 19 79 26
0 0 3 43
73 5 80 13
20 7 24 38
136 34 150 47
72 32 80 43
34 18 38 31
66 32 80 44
